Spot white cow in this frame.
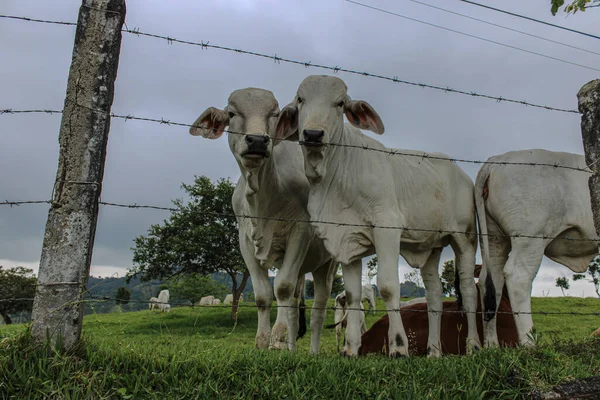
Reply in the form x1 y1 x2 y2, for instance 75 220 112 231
223 294 234 306
475 149 596 347
149 296 160 310
212 298 222 305
157 289 170 312
332 291 367 352
361 283 377 314
276 75 480 357
224 293 245 306
199 296 215 306
190 88 336 353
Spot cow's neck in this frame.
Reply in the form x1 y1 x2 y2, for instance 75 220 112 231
242 155 280 203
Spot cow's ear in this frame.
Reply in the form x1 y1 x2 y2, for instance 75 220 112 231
274 103 298 141
190 107 229 139
344 99 385 135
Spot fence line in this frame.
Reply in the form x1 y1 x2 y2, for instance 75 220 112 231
1 294 599 317
0 14 581 114
1 108 592 173
2 199 599 244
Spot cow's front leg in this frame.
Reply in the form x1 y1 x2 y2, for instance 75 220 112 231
374 227 408 358
420 248 443 358
273 226 311 352
310 260 336 354
341 260 363 357
241 238 272 349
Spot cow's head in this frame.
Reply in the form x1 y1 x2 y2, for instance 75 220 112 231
275 75 384 180
190 88 281 171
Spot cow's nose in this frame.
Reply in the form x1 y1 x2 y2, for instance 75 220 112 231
303 129 324 143
245 134 270 145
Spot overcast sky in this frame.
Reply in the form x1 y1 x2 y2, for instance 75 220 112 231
1 0 599 297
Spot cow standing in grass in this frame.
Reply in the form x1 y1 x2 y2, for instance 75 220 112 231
276 75 481 357
475 150 596 347
190 88 336 353
157 289 170 312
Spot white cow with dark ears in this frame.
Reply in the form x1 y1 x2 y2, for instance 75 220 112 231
190 88 336 353
275 75 481 358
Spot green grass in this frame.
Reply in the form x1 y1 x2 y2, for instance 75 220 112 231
1 297 599 399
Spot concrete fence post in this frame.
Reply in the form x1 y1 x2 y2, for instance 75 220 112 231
578 80 600 237
30 0 126 351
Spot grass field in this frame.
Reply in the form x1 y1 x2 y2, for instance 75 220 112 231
1 297 599 399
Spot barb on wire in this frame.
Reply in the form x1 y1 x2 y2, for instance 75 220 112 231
1 108 591 173
1 200 51 207
0 14 580 114
2 198 599 243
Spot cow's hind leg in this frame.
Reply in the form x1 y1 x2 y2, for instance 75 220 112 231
504 239 546 346
310 260 336 354
452 235 482 354
420 248 444 358
479 228 509 348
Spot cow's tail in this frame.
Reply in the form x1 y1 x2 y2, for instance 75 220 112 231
297 275 307 340
474 162 497 322
326 308 348 329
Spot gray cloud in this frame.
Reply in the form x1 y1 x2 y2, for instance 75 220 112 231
1 0 598 294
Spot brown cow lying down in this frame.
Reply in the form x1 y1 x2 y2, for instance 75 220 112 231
359 284 517 356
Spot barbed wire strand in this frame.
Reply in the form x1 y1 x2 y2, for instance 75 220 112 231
2 199 599 243
0 14 580 114
1 108 592 173
345 0 600 73
1 295 599 317
406 0 600 57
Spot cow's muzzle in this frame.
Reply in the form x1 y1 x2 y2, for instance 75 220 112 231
242 134 270 158
302 129 325 147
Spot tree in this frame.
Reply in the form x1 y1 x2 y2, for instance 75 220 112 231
402 271 426 298
555 276 570 296
166 275 228 304
305 279 314 299
366 256 378 280
332 273 345 297
129 176 249 320
551 0 599 15
440 260 455 296
0 266 37 324
115 287 131 305
573 255 600 298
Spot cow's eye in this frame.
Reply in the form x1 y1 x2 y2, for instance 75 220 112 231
228 111 236 119
297 97 303 104
271 112 279 118
336 101 344 108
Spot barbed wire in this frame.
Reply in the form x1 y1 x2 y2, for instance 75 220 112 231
2 199 599 243
1 294 599 317
1 108 592 173
0 14 580 114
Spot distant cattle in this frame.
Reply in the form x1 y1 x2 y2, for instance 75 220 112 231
362 284 377 314
360 267 517 356
199 296 215 306
149 297 160 310
224 293 245 306
156 289 170 312
212 298 221 305
329 291 367 352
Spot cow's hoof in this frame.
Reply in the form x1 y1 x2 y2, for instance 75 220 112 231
341 349 357 358
268 340 287 351
389 351 407 359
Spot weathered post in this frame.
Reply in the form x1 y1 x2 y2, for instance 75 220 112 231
579 80 600 236
30 0 126 351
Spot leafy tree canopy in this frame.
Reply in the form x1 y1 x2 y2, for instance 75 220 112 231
0 266 37 324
